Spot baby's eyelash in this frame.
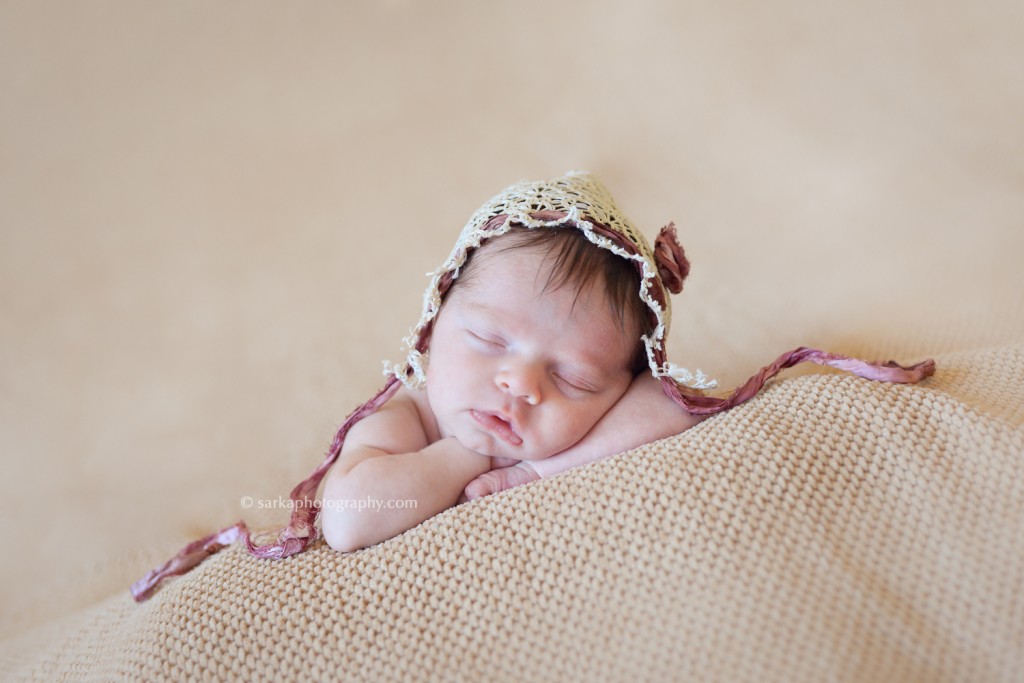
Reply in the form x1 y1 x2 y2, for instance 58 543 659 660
554 374 595 393
467 330 505 348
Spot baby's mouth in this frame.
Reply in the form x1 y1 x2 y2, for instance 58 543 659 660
470 410 523 446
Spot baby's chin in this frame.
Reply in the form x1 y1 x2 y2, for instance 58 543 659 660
436 411 584 461
447 426 562 462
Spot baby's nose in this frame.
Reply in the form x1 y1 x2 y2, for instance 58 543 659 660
495 365 541 406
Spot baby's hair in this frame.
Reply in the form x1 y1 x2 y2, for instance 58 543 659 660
448 225 653 375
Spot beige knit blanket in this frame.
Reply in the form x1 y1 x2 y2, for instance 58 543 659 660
2 344 1021 682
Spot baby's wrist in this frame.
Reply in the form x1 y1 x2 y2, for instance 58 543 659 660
520 460 540 476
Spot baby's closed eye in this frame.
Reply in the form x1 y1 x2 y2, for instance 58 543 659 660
467 329 507 350
553 372 598 395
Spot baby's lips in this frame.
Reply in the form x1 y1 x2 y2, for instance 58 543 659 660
471 409 523 446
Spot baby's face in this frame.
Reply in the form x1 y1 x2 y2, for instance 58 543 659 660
425 240 637 461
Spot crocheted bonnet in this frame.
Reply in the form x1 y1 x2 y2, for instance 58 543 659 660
389 169 716 394
130 170 936 602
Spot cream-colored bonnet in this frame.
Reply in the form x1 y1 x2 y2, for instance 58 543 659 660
389 170 716 392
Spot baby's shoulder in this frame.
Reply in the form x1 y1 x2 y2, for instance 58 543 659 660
393 386 441 443
343 386 436 454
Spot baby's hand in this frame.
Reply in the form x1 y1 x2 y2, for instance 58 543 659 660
460 460 540 502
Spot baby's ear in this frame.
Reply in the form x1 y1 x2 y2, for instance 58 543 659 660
653 222 690 295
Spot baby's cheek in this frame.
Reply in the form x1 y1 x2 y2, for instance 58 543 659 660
575 394 621 433
555 407 601 445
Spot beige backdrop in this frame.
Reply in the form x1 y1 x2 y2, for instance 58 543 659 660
1 0 1022 639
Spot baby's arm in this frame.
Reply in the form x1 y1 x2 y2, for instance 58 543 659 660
321 390 492 552
464 373 704 499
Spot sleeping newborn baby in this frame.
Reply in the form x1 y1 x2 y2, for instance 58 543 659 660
132 171 933 600
320 225 703 552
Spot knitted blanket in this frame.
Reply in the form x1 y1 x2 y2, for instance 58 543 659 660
1 344 1020 682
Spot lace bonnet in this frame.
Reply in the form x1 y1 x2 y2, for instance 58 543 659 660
389 169 717 393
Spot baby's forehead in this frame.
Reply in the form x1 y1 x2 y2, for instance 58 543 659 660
446 226 644 343
457 239 609 302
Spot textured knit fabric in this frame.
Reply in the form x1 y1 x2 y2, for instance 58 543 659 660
3 344 1020 682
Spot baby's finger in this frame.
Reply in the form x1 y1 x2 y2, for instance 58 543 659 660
462 474 495 501
464 465 540 501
